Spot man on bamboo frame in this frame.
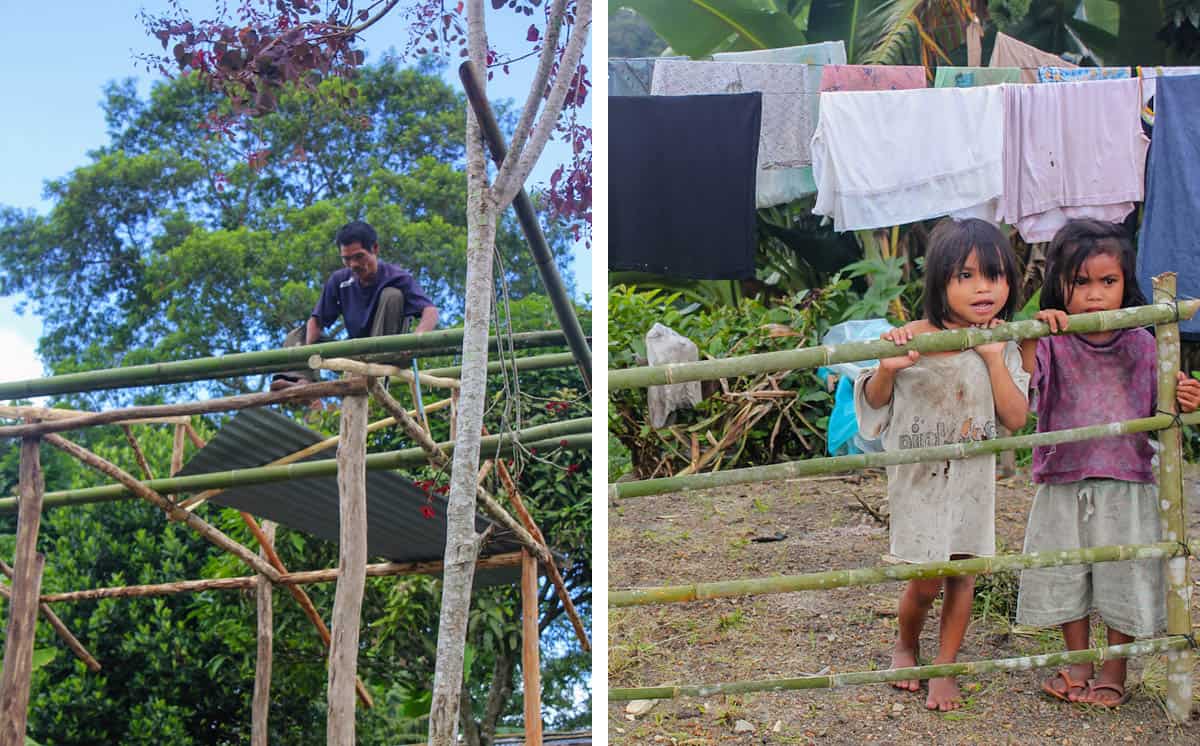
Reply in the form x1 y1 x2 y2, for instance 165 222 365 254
271 220 440 391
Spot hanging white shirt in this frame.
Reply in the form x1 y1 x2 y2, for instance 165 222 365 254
811 85 1005 232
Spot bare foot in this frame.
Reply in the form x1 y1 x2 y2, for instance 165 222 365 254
926 677 962 711
890 648 920 692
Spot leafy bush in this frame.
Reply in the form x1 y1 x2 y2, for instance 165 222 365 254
609 277 872 479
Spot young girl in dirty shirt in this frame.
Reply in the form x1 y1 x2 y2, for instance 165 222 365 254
1016 220 1200 708
853 218 1030 712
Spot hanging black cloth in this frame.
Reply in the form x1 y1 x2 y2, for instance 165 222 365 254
609 93 761 280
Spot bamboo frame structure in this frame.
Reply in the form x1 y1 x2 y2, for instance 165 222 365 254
0 323 586 742
610 289 1198 722
0 328 569 399
0 423 592 513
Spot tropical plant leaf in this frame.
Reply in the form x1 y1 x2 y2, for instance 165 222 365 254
806 0 890 61
31 648 57 671
615 0 807 58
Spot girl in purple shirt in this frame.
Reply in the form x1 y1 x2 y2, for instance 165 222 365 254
1017 219 1200 707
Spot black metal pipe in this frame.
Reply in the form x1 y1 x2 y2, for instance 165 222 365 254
458 61 592 389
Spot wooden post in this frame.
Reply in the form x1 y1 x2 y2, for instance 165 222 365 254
1152 273 1193 723
520 549 543 746
252 520 276 746
327 392 368 745
0 438 46 746
0 560 99 673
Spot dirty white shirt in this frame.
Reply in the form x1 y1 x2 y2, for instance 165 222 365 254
853 343 1029 563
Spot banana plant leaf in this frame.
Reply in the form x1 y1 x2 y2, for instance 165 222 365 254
613 0 807 58
806 0 892 62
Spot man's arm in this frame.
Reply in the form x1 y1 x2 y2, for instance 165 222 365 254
305 315 323 345
414 305 439 334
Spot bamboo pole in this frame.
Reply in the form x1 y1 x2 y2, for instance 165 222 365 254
0 560 100 673
0 405 190 426
0 422 591 513
493 451 589 651
0 438 45 746
0 379 367 439
611 540 1198 607
0 329 568 400
308 355 461 389
365 379 552 563
252 520 275 746
39 553 524 604
608 302 1200 390
327 392 368 743
44 434 283 583
612 410 1200 500
423 352 577 380
609 636 1192 701
179 399 452 511
521 549 543 746
1153 273 1193 723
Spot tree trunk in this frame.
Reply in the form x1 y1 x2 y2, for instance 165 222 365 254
327 393 368 744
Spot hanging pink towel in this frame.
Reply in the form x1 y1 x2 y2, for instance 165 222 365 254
995 78 1148 243
818 65 926 92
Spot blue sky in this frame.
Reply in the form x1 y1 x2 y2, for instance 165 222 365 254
0 1 592 384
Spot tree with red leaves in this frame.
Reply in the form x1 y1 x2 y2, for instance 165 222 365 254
143 2 591 743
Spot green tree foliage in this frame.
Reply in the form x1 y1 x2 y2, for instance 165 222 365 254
0 61 589 741
0 59 574 403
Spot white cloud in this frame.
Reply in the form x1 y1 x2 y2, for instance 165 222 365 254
0 328 43 383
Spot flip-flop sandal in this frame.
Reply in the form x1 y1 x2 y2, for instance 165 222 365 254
1041 668 1088 702
1083 679 1132 708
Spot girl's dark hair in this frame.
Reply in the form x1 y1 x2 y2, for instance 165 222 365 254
1040 219 1146 312
923 218 1022 328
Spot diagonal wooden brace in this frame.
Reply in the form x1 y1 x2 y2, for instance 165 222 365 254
44 434 282 583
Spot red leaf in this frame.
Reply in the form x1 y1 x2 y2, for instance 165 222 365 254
526 24 539 42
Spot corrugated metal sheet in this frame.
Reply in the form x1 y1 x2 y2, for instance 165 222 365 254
179 408 522 585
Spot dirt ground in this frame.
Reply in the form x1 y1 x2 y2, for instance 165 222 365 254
608 466 1200 745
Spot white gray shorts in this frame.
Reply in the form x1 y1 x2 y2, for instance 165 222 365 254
1015 479 1165 637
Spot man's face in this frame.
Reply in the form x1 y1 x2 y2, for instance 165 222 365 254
339 241 379 284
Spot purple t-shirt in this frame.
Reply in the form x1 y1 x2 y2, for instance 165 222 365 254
1032 328 1156 484
312 262 434 339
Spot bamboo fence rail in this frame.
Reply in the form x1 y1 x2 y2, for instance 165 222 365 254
0 328 568 399
611 410 1200 500
610 286 1198 721
0 421 591 513
611 540 1199 607
608 301 1199 390
609 637 1193 701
